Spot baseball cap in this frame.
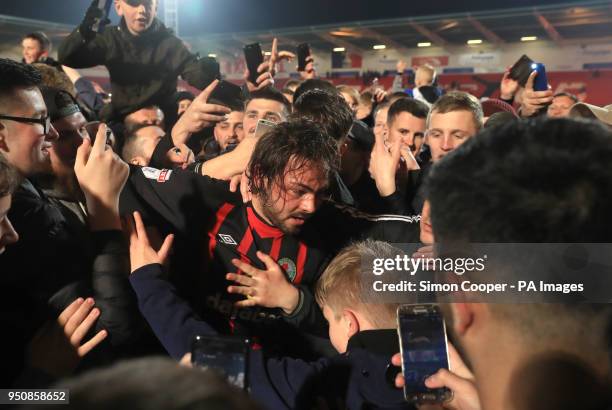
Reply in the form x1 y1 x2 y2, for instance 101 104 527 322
569 102 612 126
41 87 81 121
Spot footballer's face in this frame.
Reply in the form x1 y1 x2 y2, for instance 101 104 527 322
258 159 329 235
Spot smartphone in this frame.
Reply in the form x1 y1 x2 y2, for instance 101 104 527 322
530 62 549 92
508 54 535 87
397 304 451 404
85 121 114 147
254 118 277 139
208 80 243 110
91 0 113 33
244 43 264 85
297 43 311 72
191 335 250 390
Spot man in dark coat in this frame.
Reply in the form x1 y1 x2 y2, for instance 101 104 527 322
58 0 219 122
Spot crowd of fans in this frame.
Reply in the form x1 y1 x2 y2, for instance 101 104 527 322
1 0 612 409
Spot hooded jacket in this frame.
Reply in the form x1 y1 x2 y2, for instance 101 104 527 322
58 18 219 120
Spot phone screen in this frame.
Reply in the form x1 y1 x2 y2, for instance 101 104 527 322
297 43 311 71
244 43 264 85
191 335 249 390
398 305 451 403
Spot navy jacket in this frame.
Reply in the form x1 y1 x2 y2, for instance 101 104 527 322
130 263 414 409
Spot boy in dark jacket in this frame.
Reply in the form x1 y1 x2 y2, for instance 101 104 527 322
126 210 414 409
58 0 219 122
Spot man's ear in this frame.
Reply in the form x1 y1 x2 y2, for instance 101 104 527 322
342 309 360 340
130 156 147 166
339 140 349 156
449 303 475 337
0 122 9 153
114 0 124 17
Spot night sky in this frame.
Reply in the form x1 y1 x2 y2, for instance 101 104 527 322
0 0 580 35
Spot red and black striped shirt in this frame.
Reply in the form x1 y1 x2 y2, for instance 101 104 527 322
120 166 420 352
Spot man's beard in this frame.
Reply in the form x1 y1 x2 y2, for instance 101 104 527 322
261 202 303 235
259 190 311 235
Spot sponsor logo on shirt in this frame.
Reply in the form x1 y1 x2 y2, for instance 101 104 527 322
218 234 238 245
141 167 173 183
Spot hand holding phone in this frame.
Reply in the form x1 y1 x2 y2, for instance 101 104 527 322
520 67 554 117
297 43 311 72
530 63 549 92
208 80 244 110
191 335 250 390
253 119 276 139
81 0 112 37
397 304 452 404
244 43 264 85
508 54 535 87
392 342 481 410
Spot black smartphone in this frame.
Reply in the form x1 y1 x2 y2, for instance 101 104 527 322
297 43 311 72
397 304 451 404
85 121 114 147
244 43 264 85
91 0 113 33
191 335 250 390
208 80 244 110
509 54 535 87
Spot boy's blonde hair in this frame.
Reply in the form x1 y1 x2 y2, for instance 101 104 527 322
315 240 400 328
415 64 436 87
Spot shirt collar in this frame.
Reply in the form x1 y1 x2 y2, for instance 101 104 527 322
347 329 399 355
246 205 285 239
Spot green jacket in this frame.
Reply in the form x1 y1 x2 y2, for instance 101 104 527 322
58 18 219 120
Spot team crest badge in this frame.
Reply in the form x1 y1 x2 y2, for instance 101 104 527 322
278 257 297 282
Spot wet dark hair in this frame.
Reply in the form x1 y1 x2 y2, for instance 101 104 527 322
248 119 338 199
292 89 354 144
292 79 337 105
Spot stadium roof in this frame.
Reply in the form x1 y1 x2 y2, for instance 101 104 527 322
0 1 609 58
183 1 612 57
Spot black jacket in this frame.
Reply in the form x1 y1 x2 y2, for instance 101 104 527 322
130 263 414 409
382 163 432 216
58 18 219 120
0 179 145 387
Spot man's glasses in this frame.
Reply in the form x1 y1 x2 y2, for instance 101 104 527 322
124 0 154 7
0 114 51 134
